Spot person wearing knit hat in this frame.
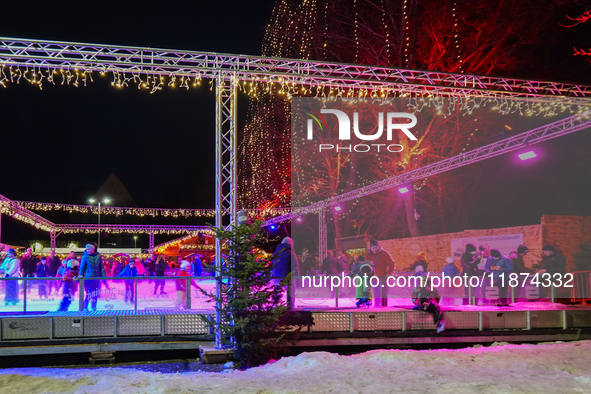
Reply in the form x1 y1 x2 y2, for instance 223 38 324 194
442 257 460 277
465 243 477 253
512 245 531 275
0 249 20 305
461 243 480 304
541 244 566 275
485 249 514 306
366 238 395 308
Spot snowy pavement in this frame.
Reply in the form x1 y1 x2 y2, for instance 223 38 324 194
1 340 591 393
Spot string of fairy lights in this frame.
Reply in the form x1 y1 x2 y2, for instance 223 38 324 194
15 201 290 219
239 0 591 212
452 1 462 72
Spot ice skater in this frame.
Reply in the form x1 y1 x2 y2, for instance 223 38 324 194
118 259 139 303
411 276 446 333
350 260 375 308
58 259 79 311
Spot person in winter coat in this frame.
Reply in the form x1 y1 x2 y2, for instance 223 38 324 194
78 243 105 311
271 237 299 278
0 249 20 305
191 256 203 277
111 260 124 277
56 259 68 278
35 257 50 299
350 260 375 307
442 257 460 277
134 258 145 276
541 244 567 275
118 260 139 303
48 250 61 296
20 247 38 278
321 250 340 276
365 239 395 307
461 243 480 304
144 257 155 277
510 245 531 275
335 250 350 274
408 251 428 272
58 260 79 311
154 254 168 295
411 276 446 333
485 249 514 306
175 260 199 309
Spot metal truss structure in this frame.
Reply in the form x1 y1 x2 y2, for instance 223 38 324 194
57 224 211 235
4 36 591 348
318 208 327 261
0 194 56 232
214 73 238 347
268 111 591 226
2 38 591 101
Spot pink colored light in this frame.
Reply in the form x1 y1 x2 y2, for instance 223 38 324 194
398 187 410 194
334 206 342 211
518 151 537 160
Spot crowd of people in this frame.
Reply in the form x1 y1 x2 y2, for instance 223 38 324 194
0 245 210 310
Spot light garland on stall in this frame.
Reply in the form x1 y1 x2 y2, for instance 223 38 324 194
180 244 216 250
16 201 291 219
154 233 210 253
58 227 217 236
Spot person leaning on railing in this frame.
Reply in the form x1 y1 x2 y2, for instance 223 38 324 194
0 249 20 305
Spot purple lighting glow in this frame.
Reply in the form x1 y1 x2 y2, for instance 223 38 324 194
398 187 410 194
518 151 537 160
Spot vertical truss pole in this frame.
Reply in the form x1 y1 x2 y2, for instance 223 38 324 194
148 231 155 258
215 72 237 349
318 209 327 263
50 230 57 250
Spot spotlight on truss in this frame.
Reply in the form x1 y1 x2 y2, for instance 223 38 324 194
518 151 537 161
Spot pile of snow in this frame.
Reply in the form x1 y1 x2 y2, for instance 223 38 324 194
2 341 591 393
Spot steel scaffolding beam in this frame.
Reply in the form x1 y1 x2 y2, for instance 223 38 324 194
56 224 211 234
265 111 591 226
0 194 57 232
214 72 237 349
148 232 155 258
2 37 591 100
318 208 327 262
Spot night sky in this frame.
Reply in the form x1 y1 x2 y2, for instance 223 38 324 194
0 0 276 209
1 1 591 246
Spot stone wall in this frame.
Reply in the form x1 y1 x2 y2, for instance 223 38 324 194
378 225 544 273
376 215 591 273
542 215 591 272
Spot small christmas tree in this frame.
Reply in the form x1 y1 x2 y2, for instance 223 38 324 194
201 220 292 368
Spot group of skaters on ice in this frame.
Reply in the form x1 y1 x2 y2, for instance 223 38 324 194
0 244 202 311
273 237 567 333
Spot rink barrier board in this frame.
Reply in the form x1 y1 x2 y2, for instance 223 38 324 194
291 331 588 347
309 309 591 332
0 311 213 340
1 308 591 340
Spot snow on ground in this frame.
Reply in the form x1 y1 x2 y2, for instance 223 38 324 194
2 341 591 393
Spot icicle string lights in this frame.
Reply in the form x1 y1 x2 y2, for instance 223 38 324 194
16 200 291 219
